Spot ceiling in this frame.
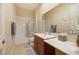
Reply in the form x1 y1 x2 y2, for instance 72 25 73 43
16 3 39 11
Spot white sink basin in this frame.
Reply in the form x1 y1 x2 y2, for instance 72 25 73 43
44 34 57 39
35 33 58 39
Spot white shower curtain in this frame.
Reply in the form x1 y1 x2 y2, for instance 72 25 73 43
14 16 36 44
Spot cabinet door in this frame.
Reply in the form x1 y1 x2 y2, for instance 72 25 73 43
37 37 44 55
34 35 44 55
44 42 55 55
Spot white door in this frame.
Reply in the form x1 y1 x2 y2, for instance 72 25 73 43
15 16 27 44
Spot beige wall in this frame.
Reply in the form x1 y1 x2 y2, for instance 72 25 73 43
40 3 60 15
35 4 43 32
16 7 34 17
44 3 78 33
0 4 1 35
1 3 16 54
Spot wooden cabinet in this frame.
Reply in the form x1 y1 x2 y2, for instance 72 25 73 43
34 35 55 55
34 35 44 54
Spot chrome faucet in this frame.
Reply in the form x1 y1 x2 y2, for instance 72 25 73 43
49 25 57 33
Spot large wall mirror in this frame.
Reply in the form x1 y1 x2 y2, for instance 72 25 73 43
43 3 79 34
71 4 79 34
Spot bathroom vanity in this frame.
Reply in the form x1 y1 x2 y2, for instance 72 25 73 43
34 33 79 55
34 33 56 55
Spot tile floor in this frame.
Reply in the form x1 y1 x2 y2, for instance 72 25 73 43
11 43 36 55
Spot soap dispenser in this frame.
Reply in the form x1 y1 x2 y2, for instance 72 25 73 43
77 35 79 47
